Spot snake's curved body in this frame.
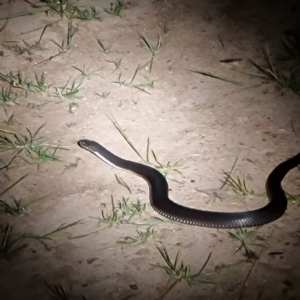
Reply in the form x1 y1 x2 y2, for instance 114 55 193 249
78 139 300 228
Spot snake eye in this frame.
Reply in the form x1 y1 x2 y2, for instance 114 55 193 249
79 140 86 147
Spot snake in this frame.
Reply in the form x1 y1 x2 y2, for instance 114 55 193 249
78 139 300 228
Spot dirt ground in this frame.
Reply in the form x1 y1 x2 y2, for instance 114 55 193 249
0 0 300 299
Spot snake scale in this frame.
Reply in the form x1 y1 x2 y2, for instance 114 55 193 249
78 139 300 228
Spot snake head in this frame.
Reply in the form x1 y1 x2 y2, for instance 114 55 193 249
77 139 120 166
78 139 111 158
78 139 99 151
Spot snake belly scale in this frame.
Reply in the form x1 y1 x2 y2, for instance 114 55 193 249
78 139 300 229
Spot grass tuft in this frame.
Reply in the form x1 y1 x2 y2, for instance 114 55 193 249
51 20 78 53
220 172 253 196
0 195 48 216
72 65 103 80
54 79 83 100
228 228 262 259
96 91 110 99
0 87 18 106
0 71 48 93
139 34 162 73
0 224 28 261
41 0 73 19
104 0 125 17
95 195 147 227
97 39 113 54
106 58 122 70
70 6 101 21
45 282 87 300
151 245 212 298
0 124 66 165
117 226 156 245
249 45 300 96
112 65 155 94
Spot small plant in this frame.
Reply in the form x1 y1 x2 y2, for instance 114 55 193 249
228 228 261 259
45 282 87 300
45 282 70 300
72 65 103 80
39 0 101 21
115 174 132 193
117 197 147 217
2 113 16 126
0 71 27 89
41 0 73 19
96 196 130 227
117 226 156 245
0 224 28 261
0 199 24 215
276 33 300 76
1 43 32 55
0 71 48 93
36 20 78 65
249 45 300 96
96 91 110 98
0 176 48 215
16 23 50 52
112 65 154 94
33 72 49 92
286 192 300 205
54 78 83 100
106 58 122 70
220 172 253 196
104 0 125 17
139 34 162 73
97 39 113 54
0 124 65 165
151 245 212 298
36 20 78 66
149 149 184 179
0 124 45 153
22 39 43 51
0 196 47 216
0 87 18 106
28 146 60 165
190 36 300 97
95 196 147 227
51 20 78 53
70 6 101 21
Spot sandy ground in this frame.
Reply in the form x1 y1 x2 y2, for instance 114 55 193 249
0 0 300 299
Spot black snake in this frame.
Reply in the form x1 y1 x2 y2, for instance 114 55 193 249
78 139 300 228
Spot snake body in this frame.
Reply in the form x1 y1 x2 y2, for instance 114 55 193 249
78 139 300 228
